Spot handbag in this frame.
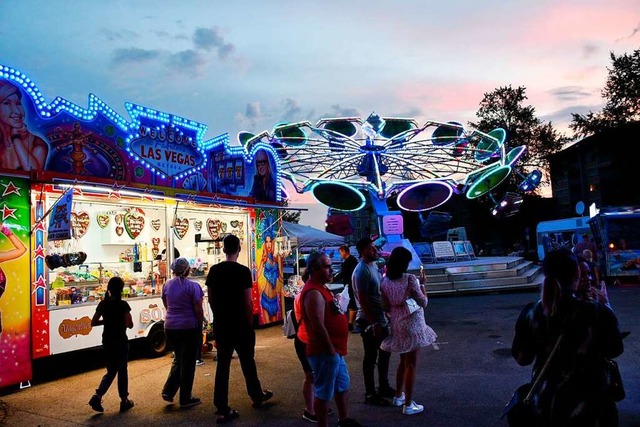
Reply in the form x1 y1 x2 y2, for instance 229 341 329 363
603 358 625 401
503 333 564 426
406 298 420 314
404 276 421 315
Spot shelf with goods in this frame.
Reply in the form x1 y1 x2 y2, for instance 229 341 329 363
48 260 158 308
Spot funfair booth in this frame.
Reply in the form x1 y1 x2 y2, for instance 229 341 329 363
0 65 288 389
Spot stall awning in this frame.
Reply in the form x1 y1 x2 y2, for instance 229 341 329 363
282 222 344 248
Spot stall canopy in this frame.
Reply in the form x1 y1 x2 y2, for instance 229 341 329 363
282 222 344 248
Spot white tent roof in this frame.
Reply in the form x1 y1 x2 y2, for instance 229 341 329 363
282 222 344 248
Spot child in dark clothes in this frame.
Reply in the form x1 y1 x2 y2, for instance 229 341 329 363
89 277 134 413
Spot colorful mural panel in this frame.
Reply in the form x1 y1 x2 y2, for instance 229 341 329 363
254 209 284 325
0 177 31 387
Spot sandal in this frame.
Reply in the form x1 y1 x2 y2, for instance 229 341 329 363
216 409 239 424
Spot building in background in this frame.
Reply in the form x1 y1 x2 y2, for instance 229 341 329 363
548 122 640 217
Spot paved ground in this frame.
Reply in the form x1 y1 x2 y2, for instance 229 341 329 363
1 284 639 426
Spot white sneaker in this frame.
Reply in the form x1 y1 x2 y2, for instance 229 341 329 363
402 401 424 415
392 392 405 407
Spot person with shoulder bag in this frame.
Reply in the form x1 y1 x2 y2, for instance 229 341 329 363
379 247 437 416
508 248 624 426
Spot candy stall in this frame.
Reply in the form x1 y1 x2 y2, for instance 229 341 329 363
0 64 287 388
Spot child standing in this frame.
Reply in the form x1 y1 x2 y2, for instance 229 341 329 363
89 277 135 412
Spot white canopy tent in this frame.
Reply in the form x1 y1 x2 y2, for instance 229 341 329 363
282 221 344 249
281 222 345 277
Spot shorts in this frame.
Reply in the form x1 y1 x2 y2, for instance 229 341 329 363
294 337 312 372
308 353 350 401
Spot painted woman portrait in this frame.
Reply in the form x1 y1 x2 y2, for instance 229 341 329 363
249 149 277 202
0 80 49 171
256 226 283 324
0 221 28 336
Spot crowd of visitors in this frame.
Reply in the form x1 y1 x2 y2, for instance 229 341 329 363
86 237 625 427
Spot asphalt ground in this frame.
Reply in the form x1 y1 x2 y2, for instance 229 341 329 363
1 284 639 426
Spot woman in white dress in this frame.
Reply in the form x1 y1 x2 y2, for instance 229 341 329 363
380 247 437 415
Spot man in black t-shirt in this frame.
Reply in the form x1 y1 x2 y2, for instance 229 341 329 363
206 234 273 423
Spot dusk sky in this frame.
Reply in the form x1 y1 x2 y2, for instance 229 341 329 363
1 0 638 228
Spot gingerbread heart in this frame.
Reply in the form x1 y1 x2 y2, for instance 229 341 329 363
237 221 243 229
115 226 124 236
152 247 159 259
152 237 160 247
221 222 228 232
194 220 203 232
230 220 239 228
71 211 90 239
151 219 161 231
114 213 124 225
173 217 189 240
96 214 110 229
207 218 221 240
124 207 145 240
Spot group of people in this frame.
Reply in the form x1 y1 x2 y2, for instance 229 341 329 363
89 235 273 424
86 233 626 427
290 237 438 427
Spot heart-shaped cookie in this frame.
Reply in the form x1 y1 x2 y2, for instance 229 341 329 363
71 211 90 239
96 214 110 229
114 213 124 225
151 219 161 231
152 237 160 247
230 220 239 228
115 226 124 236
124 207 146 240
194 220 203 231
207 218 221 240
237 221 243 229
173 217 189 240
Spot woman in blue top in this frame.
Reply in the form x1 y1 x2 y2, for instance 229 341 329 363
89 277 134 413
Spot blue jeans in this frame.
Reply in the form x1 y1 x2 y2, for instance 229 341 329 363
308 353 350 401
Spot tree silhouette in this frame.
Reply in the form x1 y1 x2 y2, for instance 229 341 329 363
571 48 640 137
470 85 568 194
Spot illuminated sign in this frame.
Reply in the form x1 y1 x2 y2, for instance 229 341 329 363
125 103 207 180
382 214 404 235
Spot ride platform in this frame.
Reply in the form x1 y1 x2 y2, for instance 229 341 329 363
418 256 542 295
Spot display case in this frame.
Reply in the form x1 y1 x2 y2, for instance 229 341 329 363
48 261 159 307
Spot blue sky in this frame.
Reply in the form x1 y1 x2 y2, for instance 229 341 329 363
1 0 638 228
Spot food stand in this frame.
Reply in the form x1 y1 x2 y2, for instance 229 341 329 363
0 64 287 388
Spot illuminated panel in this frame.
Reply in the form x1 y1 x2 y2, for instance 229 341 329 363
380 118 416 140
432 121 464 147
518 169 542 191
504 145 527 166
397 181 453 212
311 181 365 211
273 123 307 147
475 128 506 162
466 165 511 199
323 120 357 138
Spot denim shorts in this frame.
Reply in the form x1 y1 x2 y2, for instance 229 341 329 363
307 353 350 401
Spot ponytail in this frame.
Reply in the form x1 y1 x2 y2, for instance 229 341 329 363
541 277 561 316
